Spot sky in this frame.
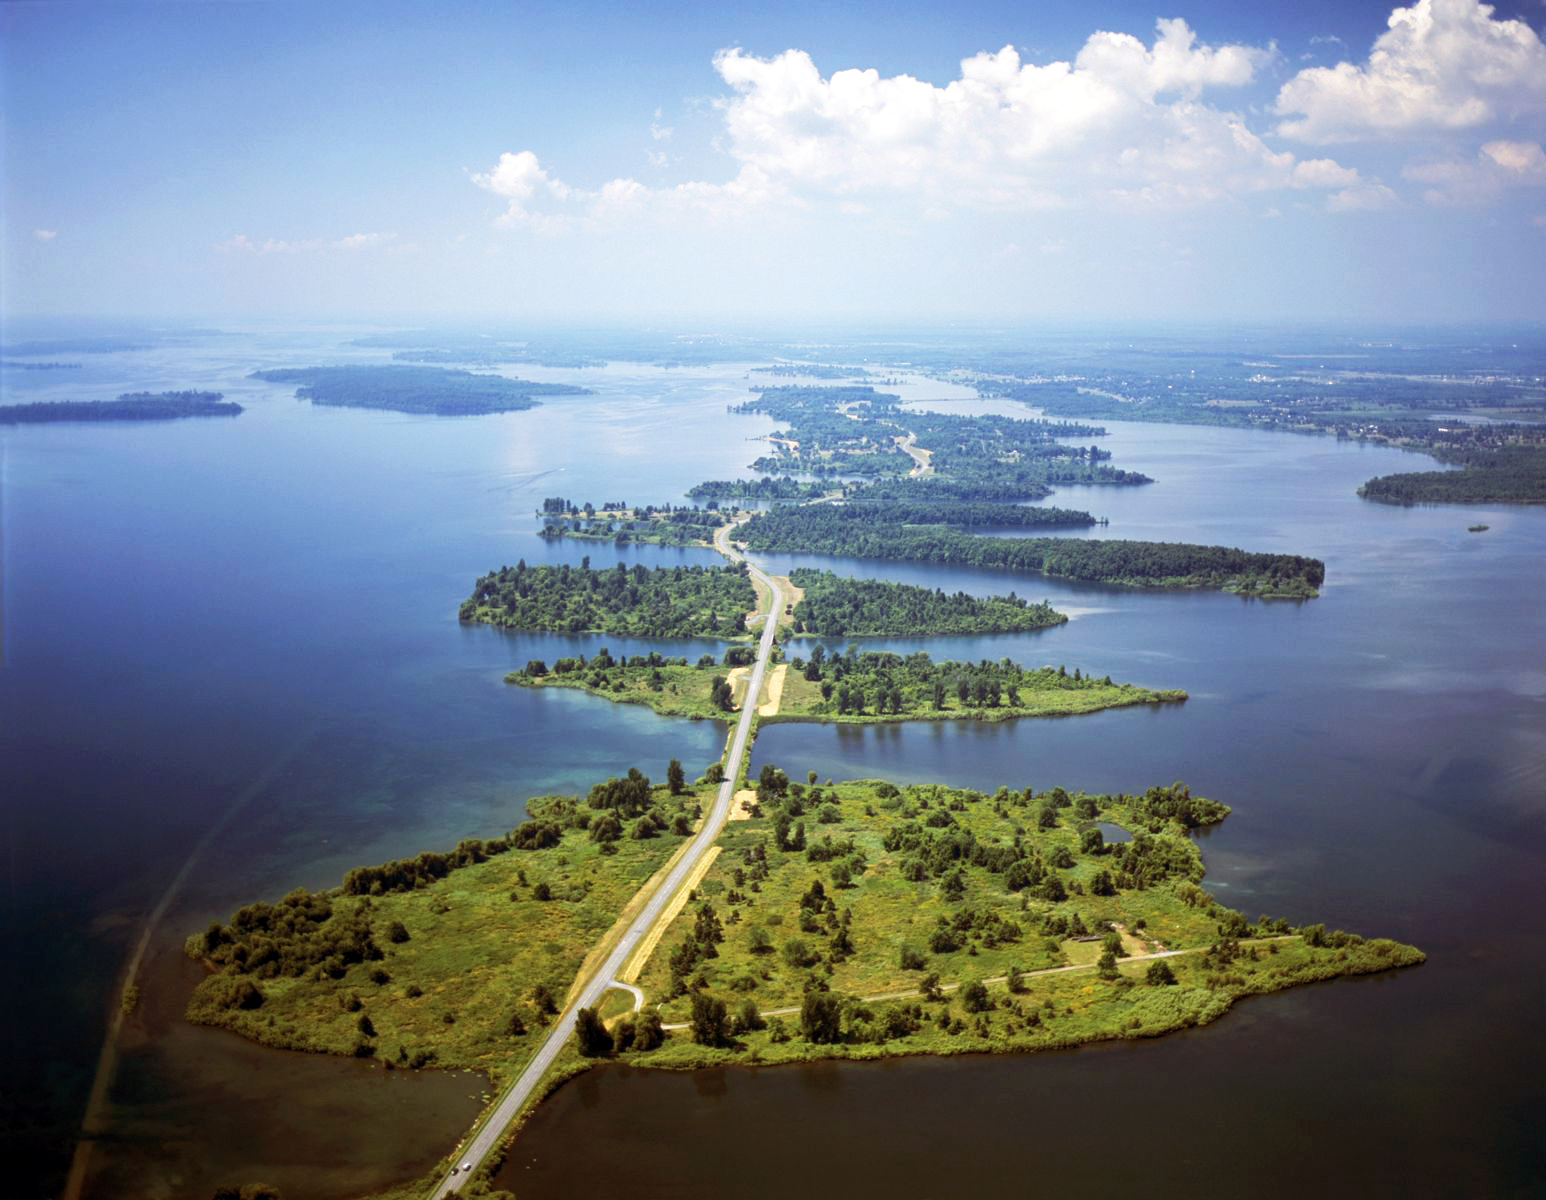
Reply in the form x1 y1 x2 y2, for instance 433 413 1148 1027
2 0 1545 326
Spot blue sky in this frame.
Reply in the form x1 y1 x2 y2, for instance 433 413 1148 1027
3 0 1544 324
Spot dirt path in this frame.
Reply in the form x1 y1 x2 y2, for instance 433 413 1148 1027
729 788 758 821
619 846 722 985
564 831 702 1008
725 665 751 707
759 663 788 716
658 937 1300 1029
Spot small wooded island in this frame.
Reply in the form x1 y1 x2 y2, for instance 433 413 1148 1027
249 364 591 415
461 561 760 640
460 561 1071 641
0 391 241 423
506 647 1183 724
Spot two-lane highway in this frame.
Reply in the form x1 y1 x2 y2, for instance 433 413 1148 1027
431 536 782 1197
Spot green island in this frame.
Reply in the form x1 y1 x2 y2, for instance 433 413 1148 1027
1358 443 1546 505
184 767 1422 1134
536 497 728 546
507 647 1184 723
249 364 591 415
0 390 241 423
459 561 758 640
788 568 1065 635
734 384 1147 491
739 509 1325 598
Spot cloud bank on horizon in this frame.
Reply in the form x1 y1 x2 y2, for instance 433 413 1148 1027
8 0 1544 322
474 0 1542 229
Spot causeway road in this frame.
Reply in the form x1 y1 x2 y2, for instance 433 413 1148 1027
431 528 781 1197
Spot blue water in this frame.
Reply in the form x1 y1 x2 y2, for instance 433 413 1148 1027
4 330 1545 1197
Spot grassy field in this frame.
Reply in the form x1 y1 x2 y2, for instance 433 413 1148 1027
622 775 1423 1067
184 784 713 1084
508 656 1185 724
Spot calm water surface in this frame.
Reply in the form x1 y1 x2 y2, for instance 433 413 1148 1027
4 338 1543 1197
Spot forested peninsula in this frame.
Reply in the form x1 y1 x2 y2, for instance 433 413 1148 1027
0 391 241 423
184 769 1422 1095
250 365 590 415
460 561 758 640
1358 445 1546 505
738 509 1325 597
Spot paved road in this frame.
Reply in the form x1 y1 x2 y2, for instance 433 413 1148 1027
431 536 781 1197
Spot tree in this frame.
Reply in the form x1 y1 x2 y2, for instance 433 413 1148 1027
386 921 410 944
732 998 766 1034
667 758 686 795
783 938 817 968
575 1006 613 1057
1081 828 1105 855
705 761 725 784
1146 960 1178 986
960 980 991 1013
531 983 558 1015
690 993 730 1046
801 990 843 1044
1097 948 1120 980
356 1013 375 1037
710 676 735 712
632 1010 666 1050
747 926 773 955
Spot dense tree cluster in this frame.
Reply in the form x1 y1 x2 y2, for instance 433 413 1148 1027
1358 445 1546 505
340 837 512 896
0 391 241 423
189 887 382 983
743 513 1324 596
789 568 1065 636
249 365 589 415
687 476 830 502
460 560 757 639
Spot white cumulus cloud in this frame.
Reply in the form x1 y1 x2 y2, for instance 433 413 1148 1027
475 20 1366 229
1275 0 1546 143
1404 138 1546 203
33 229 58 241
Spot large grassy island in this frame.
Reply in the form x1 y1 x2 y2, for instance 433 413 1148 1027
185 768 1422 1162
